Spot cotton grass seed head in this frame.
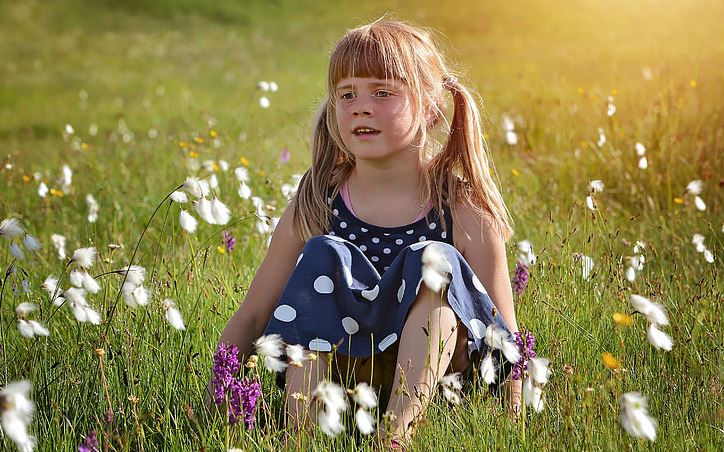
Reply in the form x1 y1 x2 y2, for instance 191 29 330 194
23 235 41 252
170 191 188 203
179 210 198 233
71 247 97 269
646 323 673 351
351 383 378 410
0 218 24 239
620 392 657 441
0 380 37 452
51 234 66 259
629 294 669 326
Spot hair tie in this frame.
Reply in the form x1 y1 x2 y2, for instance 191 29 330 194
442 75 458 91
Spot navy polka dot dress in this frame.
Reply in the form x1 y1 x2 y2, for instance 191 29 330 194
263 192 513 364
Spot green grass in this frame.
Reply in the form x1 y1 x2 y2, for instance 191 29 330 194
1 0 722 450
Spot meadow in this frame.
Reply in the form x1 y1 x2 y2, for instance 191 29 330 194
0 0 722 450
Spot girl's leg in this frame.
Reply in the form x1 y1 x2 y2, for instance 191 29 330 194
285 351 329 431
383 284 468 442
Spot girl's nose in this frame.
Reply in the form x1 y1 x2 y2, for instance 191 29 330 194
352 101 373 117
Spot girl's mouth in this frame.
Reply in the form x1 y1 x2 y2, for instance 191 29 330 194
352 127 381 136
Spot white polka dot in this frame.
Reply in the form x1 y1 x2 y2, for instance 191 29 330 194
342 317 359 335
333 209 339 215
383 233 390 236
406 229 414 235
349 233 356 240
361 285 379 301
361 227 368 232
472 274 487 293
409 241 430 251
273 305 297 322
383 248 391 254
441 231 447 239
383 266 389 271
372 237 380 244
296 253 304 266
418 236 426 242
395 239 403 245
429 222 437 230
397 280 406 302
379 333 398 352
329 231 336 235
415 277 423 295
313 275 334 294
343 266 354 286
359 245 367 252
327 197 333 204
340 221 347 229
469 319 486 339
371 256 379 262
309 338 332 352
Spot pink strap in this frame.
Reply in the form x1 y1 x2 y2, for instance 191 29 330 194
341 181 431 222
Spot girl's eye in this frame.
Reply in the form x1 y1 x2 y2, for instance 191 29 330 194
376 90 392 97
340 92 355 100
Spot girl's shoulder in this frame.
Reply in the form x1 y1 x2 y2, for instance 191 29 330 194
451 198 506 255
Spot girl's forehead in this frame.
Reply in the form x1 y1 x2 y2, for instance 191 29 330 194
334 76 406 89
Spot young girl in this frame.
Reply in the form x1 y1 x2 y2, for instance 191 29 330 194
214 19 521 446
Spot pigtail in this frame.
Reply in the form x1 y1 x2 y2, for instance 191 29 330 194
427 79 514 241
294 98 354 241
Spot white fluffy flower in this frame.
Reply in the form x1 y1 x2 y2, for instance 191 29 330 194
484 324 520 364
41 276 62 304
421 243 451 293
194 198 215 224
23 235 41 252
170 191 188 203
182 177 210 199
0 218 24 239
692 234 706 253
0 380 37 452
15 302 37 317
440 372 463 405
355 408 375 435
646 323 673 351
254 334 287 372
285 344 306 367
69 269 84 288
638 156 648 170
61 164 73 193
259 96 270 108
313 380 349 415
630 295 669 326
86 194 99 223
71 247 97 269
37 182 48 198
517 240 537 266
118 265 146 287
237 181 251 199
694 196 706 211
179 210 197 233
523 377 544 413
597 128 606 147
318 406 344 437
18 320 49 338
625 266 637 282
122 283 149 308
620 392 657 441
50 234 66 259
9 242 25 260
685 180 702 195
234 167 249 182
589 180 604 193
703 249 714 263
210 198 231 225
635 142 646 156
351 383 378 410
585 195 596 211
81 271 100 294
163 299 185 331
580 254 594 280
480 354 497 385
528 357 550 386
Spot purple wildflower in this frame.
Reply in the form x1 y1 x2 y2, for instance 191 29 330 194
229 377 262 428
511 331 536 380
223 231 237 253
279 148 291 164
512 260 529 296
212 342 241 406
78 430 99 452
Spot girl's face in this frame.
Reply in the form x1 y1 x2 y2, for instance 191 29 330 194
334 77 421 163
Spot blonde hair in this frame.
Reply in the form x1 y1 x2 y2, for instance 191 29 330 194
294 19 513 242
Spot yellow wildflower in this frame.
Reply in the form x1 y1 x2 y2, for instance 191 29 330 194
209 130 218 138
178 140 188 148
81 142 89 150
216 246 226 254
602 352 621 370
577 87 584 95
689 79 697 88
610 88 618 96
189 151 199 159
193 136 204 144
49 188 64 197
673 197 684 204
613 312 633 326
22 175 31 183
511 168 520 177
239 156 250 166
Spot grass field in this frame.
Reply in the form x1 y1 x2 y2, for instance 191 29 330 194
0 0 722 450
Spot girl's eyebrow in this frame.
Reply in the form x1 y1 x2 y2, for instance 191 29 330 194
335 81 397 91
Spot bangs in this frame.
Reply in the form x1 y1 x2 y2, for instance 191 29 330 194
328 24 414 88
